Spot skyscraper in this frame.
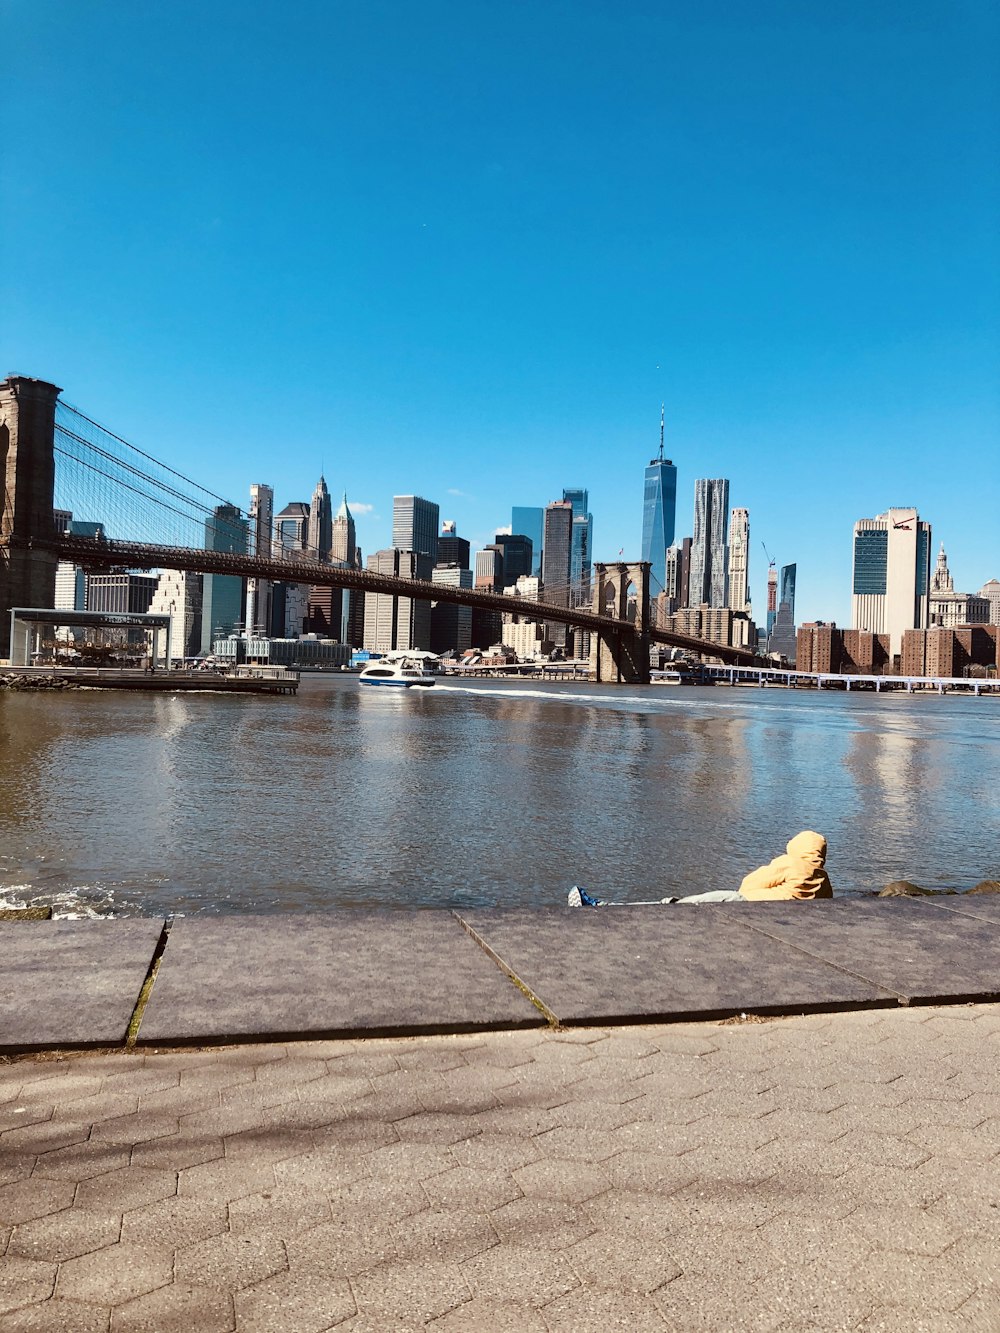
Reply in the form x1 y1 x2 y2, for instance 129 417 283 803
689 478 730 607
511 506 544 577
331 493 356 565
274 502 309 554
664 543 688 612
363 548 433 651
768 564 798 662
640 407 678 592
495 533 533 584
542 501 574 649
779 563 796 622
393 495 439 563
149 570 204 660
201 503 249 651
765 564 778 637
309 476 332 561
474 546 504 590
246 483 274 637
430 565 473 654
562 487 593 603
437 520 471 570
852 507 931 659
727 508 750 615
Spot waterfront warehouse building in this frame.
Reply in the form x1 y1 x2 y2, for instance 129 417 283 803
852 507 931 660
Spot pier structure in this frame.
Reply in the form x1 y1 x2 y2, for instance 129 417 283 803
690 663 1000 695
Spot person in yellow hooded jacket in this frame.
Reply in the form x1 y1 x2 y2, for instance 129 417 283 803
568 832 833 907
665 831 833 904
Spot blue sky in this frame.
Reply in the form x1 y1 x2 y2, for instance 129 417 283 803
3 0 997 624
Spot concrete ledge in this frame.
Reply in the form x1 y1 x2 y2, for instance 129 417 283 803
137 912 543 1045
738 898 1000 1005
458 906 900 1025
4 900 1000 1054
0 918 165 1051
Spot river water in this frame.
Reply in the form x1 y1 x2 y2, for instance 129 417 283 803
0 676 997 917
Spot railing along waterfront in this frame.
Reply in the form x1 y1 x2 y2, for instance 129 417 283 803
694 664 1000 695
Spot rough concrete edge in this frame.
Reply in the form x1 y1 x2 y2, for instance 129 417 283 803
134 1014 547 1049
908 895 1000 925
553 995 905 1028
0 917 170 1057
728 914 910 1005
125 918 172 1047
134 912 549 1047
452 910 560 1027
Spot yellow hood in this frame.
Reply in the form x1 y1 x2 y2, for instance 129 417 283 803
785 831 827 864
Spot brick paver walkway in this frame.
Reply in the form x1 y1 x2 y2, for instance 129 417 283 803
2 1004 999 1331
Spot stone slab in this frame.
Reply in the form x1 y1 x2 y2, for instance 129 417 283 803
739 898 1000 1004
138 912 542 1044
916 894 1000 923
458 907 897 1025
0 919 165 1050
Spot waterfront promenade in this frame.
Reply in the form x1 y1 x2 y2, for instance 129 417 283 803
2 899 1000 1328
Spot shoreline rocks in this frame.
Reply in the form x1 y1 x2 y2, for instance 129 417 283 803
0 674 80 691
878 879 1000 897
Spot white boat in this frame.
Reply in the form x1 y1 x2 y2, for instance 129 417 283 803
358 653 437 687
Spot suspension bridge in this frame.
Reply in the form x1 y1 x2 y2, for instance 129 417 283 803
1 376 759 679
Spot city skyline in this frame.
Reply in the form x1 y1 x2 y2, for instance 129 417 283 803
228 460 994 639
4 2 996 626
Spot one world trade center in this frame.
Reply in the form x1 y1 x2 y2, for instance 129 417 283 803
641 405 677 590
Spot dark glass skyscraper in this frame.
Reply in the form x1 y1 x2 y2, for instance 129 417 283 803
779 563 797 621
511 506 544 577
641 409 677 590
495 533 533 583
202 503 249 650
542 501 574 649
562 487 593 601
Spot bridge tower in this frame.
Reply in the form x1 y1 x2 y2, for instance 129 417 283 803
0 376 62 660
590 561 651 684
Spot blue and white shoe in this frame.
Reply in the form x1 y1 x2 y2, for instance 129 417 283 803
568 886 606 908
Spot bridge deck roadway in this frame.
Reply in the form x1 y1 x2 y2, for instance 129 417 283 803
42 534 760 666
2 903 1000 1329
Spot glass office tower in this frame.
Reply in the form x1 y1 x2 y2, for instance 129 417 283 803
511 506 544 577
641 429 677 590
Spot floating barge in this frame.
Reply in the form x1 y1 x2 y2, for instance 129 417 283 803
0 666 299 696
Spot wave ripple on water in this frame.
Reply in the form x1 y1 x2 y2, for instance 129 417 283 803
0 885 141 920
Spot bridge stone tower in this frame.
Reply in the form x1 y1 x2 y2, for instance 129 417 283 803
0 376 62 660
589 561 651 684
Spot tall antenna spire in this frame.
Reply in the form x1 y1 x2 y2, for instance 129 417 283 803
658 403 665 461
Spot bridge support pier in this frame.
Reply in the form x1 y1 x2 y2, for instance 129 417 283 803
590 561 651 684
0 377 62 661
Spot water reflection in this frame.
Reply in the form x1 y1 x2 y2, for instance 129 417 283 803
0 678 997 913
